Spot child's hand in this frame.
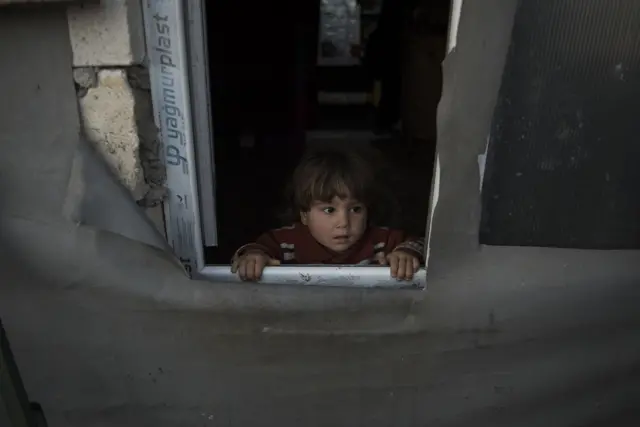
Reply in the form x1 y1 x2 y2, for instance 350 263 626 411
376 250 420 281
231 250 280 281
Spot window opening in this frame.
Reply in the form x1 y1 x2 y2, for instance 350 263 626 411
144 0 452 287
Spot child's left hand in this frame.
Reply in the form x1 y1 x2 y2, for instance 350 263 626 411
376 250 420 281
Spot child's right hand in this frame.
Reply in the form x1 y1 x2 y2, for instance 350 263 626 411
231 250 280 281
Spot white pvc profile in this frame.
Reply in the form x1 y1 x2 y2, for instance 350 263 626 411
184 0 218 247
198 266 426 290
142 0 205 274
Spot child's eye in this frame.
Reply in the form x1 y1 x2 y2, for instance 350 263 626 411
351 206 364 213
322 207 335 214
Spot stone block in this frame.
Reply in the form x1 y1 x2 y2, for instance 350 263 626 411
79 69 149 200
67 0 145 66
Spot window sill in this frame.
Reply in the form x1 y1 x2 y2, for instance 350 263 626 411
198 265 426 290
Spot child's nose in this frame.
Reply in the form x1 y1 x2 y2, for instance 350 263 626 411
335 210 349 228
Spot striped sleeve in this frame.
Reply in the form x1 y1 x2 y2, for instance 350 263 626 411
386 229 425 262
394 237 425 261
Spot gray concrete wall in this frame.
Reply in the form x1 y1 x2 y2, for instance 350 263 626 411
0 5 79 223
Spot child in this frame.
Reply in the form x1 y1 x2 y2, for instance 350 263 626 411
231 147 425 281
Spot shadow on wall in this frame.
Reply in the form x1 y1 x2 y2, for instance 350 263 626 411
64 138 170 252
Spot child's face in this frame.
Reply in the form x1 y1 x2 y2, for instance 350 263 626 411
301 196 368 253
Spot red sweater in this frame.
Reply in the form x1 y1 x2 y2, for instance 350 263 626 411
234 223 424 265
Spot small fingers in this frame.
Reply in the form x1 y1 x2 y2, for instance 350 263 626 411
396 255 407 280
401 256 420 281
236 259 246 280
243 258 256 281
254 256 266 280
388 253 399 278
402 257 415 281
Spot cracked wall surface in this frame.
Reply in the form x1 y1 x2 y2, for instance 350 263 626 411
67 0 167 237
77 68 149 200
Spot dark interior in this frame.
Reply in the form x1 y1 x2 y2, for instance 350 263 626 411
204 0 450 263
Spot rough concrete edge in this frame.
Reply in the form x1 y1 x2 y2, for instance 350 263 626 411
73 65 167 238
73 136 169 251
75 68 148 199
1 213 425 319
428 0 519 261
7 210 640 336
127 66 167 208
126 66 168 238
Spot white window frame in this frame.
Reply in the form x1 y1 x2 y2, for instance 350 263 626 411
141 0 429 290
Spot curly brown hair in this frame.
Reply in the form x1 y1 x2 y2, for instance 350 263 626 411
278 146 398 226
